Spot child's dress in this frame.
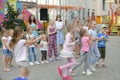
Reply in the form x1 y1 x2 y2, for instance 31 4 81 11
60 33 75 58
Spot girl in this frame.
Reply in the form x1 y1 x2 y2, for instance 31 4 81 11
73 16 81 58
9 26 41 79
55 15 64 52
26 28 39 66
58 23 77 80
40 34 49 64
47 19 60 62
28 14 38 38
69 29 93 76
1 29 11 72
8 29 14 67
88 20 100 72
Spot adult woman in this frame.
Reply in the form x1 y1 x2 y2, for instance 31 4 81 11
55 15 64 52
28 15 38 38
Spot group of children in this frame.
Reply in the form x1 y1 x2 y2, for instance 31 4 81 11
1 17 62 80
1 16 108 80
58 20 108 80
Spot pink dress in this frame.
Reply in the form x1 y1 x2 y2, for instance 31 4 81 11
60 33 76 58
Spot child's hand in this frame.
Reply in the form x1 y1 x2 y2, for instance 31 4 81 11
35 45 38 48
75 39 79 43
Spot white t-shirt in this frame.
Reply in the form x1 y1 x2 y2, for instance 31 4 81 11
55 21 63 30
1 36 8 49
40 40 48 51
88 29 97 39
26 34 35 47
14 39 27 62
8 36 12 44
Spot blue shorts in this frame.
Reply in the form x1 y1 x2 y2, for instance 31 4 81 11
8 50 14 58
2 49 9 56
2 49 14 58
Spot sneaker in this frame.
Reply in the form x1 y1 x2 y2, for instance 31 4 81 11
49 58 54 62
29 62 34 66
55 57 61 61
86 69 93 76
57 66 62 77
82 71 86 75
69 69 75 76
34 61 40 65
44 60 49 64
102 63 106 68
13 77 28 80
91 65 96 72
41 61 45 64
62 75 72 80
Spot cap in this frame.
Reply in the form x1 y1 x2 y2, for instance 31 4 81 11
101 24 107 28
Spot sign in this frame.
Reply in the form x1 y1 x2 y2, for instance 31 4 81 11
102 16 111 23
106 0 115 3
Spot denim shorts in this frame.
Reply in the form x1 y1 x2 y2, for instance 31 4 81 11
8 51 14 58
2 49 9 56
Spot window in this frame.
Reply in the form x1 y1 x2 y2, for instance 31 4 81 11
88 9 90 17
103 0 106 10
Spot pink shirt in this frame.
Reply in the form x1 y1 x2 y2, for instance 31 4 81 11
81 36 89 52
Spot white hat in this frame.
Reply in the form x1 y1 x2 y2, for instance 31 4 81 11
101 24 107 28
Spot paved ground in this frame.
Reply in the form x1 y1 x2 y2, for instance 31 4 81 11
0 36 120 80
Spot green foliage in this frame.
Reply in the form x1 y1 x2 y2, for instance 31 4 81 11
0 2 26 30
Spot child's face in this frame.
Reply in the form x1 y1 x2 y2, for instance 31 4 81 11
28 28 32 34
31 15 35 20
50 20 55 26
101 28 106 33
20 31 24 38
57 17 61 21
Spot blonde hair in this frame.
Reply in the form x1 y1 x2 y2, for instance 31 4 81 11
67 23 74 32
41 34 47 41
1 29 7 36
9 29 14 37
80 29 87 37
9 26 24 48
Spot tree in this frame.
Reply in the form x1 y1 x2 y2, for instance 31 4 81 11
0 2 26 30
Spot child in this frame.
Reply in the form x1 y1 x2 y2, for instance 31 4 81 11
73 17 82 58
40 34 49 64
57 23 77 80
26 28 39 66
69 29 93 76
88 20 100 72
1 29 11 72
9 26 41 79
97 25 108 67
8 29 14 67
47 19 60 62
